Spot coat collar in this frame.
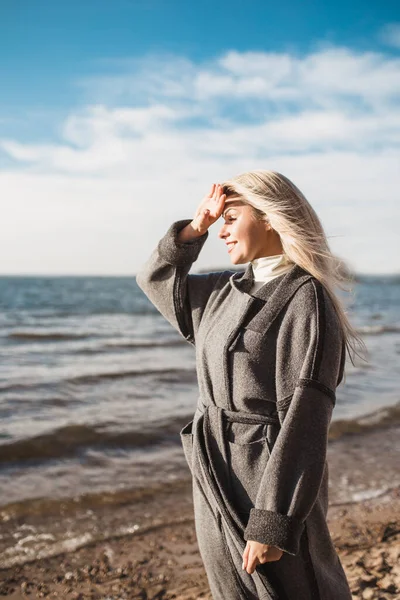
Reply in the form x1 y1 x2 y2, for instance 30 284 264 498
229 262 313 333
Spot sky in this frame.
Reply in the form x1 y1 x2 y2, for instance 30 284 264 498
0 0 399 275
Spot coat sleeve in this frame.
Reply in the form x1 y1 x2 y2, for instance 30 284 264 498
135 218 231 345
243 278 346 555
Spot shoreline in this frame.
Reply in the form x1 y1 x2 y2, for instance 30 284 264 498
1 405 399 514
0 482 399 599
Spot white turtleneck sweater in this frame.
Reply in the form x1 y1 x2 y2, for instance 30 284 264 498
249 253 294 295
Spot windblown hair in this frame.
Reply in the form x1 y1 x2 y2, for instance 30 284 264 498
221 170 367 367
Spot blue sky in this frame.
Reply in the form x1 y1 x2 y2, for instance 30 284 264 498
1 1 398 116
1 1 399 274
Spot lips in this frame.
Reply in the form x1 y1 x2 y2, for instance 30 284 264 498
226 242 237 253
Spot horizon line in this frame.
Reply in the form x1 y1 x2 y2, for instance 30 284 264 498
0 270 399 278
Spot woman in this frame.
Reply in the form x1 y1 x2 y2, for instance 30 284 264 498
136 171 365 600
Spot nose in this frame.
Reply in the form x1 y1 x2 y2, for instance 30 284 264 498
218 223 229 239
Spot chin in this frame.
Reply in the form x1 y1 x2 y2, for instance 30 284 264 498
230 256 246 265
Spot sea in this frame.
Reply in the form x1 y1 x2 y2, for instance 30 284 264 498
0 272 399 567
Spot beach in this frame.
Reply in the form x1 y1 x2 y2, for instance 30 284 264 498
0 275 399 598
0 479 399 599
1 418 399 599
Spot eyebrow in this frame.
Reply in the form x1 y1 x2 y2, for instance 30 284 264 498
221 200 243 218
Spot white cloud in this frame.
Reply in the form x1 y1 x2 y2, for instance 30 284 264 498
0 40 399 274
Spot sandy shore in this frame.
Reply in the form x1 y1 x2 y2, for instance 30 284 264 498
0 479 399 600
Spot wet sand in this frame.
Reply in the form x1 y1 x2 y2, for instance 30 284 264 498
0 480 399 599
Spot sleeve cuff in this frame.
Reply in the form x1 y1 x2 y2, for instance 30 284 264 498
157 219 209 266
243 508 305 556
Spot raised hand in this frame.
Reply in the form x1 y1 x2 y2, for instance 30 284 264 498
177 184 226 243
191 183 226 235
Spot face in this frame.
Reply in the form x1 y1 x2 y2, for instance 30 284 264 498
218 199 280 264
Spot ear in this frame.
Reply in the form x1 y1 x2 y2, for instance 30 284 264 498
263 219 272 232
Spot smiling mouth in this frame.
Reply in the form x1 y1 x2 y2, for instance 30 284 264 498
227 242 237 253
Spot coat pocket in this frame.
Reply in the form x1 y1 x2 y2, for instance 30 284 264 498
229 326 265 353
226 422 272 515
180 419 194 475
226 421 271 446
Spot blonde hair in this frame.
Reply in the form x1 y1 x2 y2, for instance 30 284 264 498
221 169 367 367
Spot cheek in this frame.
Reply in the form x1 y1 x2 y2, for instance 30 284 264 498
246 221 265 246
236 221 254 246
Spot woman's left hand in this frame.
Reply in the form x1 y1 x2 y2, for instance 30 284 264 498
242 540 283 574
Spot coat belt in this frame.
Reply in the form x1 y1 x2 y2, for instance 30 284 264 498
196 397 280 426
193 397 280 600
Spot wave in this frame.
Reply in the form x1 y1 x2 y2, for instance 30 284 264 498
355 274 400 285
329 485 400 506
0 479 193 568
1 478 398 569
2 399 399 464
8 331 95 341
76 338 186 354
6 332 187 350
329 401 400 441
356 325 400 336
0 366 197 392
68 367 197 386
0 415 193 464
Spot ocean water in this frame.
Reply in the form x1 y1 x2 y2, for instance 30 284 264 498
0 273 399 519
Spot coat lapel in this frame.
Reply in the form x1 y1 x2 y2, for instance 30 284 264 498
230 262 313 334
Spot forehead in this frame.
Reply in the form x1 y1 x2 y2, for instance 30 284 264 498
221 199 245 217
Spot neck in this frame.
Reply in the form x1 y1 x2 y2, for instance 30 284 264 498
253 232 283 259
250 253 293 284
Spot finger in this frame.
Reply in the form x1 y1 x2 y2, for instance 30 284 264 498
246 555 257 575
242 543 250 570
208 183 216 197
215 192 226 218
218 193 226 207
216 185 224 200
212 184 218 200
259 545 269 562
265 547 283 562
242 544 249 566
245 548 257 574
258 553 267 564
214 183 222 201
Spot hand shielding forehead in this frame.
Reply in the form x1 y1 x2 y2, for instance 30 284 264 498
221 199 244 218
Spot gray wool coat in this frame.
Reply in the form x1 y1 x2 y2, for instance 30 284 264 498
136 218 352 600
